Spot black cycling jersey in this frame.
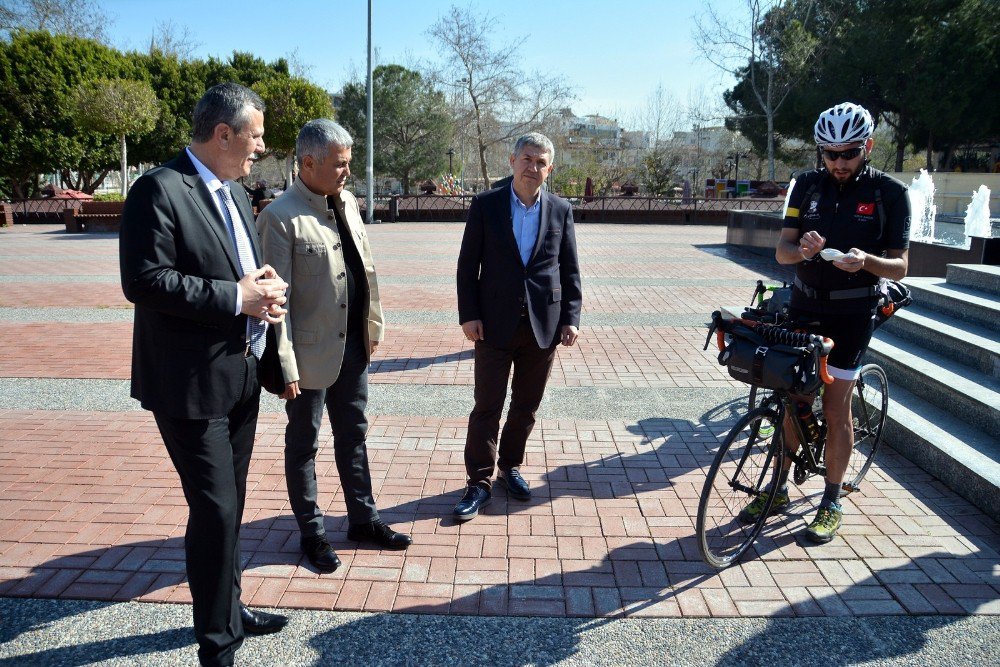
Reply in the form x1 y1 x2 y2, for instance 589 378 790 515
783 165 911 314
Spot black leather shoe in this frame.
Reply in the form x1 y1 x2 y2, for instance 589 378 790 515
498 467 531 500
453 484 491 521
240 604 288 635
300 534 342 574
347 519 413 550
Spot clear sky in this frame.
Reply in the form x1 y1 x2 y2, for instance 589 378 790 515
100 0 742 130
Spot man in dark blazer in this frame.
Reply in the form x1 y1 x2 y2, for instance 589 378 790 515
454 132 582 521
120 82 290 667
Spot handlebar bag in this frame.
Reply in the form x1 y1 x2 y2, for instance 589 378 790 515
719 324 821 393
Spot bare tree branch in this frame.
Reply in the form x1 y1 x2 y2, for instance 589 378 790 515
1 0 111 42
427 4 574 186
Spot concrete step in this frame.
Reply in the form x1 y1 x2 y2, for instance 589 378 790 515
904 276 1000 330
947 263 1000 296
866 331 1000 434
877 382 1000 519
881 306 1000 378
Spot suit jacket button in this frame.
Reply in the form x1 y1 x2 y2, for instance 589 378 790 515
338 272 345 278
339 332 346 338
340 303 347 308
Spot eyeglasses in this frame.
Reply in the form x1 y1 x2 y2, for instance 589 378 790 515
820 146 864 161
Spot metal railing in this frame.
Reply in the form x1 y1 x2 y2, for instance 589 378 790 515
1 198 81 222
357 194 783 223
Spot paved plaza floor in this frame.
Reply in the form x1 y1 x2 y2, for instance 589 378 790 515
0 222 997 665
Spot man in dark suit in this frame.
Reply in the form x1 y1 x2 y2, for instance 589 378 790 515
120 82 290 667
454 132 582 521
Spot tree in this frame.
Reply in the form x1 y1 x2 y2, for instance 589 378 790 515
127 50 209 166
640 150 680 196
0 0 109 42
72 78 160 195
252 74 334 184
204 51 289 90
696 0 844 179
338 65 453 194
722 0 1000 172
0 30 130 196
427 5 573 187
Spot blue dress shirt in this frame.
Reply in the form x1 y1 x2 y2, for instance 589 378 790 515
510 185 540 266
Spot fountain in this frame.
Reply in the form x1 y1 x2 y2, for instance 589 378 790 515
908 169 937 243
963 184 993 243
904 172 999 276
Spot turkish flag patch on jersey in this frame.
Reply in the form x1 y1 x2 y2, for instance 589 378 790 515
856 202 875 215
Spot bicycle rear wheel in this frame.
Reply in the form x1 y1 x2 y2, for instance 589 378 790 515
843 363 888 494
697 406 784 568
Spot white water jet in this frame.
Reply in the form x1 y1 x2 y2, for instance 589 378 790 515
964 185 992 242
908 169 936 242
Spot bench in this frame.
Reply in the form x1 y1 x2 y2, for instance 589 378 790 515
63 200 125 232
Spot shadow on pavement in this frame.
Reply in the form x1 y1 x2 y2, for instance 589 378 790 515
370 349 473 374
694 242 795 285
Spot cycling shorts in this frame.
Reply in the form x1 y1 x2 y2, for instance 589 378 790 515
787 306 875 381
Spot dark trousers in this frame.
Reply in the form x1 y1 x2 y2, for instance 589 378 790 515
284 336 377 537
153 356 259 667
465 317 557 489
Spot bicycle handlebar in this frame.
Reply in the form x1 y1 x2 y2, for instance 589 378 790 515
706 311 836 386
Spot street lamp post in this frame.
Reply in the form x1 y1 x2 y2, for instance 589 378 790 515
447 148 454 174
727 152 748 195
365 0 375 223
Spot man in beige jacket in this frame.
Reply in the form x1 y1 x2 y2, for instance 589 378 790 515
256 119 411 574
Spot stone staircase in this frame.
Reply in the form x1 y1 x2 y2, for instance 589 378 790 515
865 264 1000 519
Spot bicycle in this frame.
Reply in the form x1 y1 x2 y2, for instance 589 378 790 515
695 307 889 569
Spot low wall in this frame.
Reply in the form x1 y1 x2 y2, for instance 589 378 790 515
726 210 783 252
725 210 1000 277
908 237 1000 277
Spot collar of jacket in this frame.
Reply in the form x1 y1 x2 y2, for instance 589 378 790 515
292 177 347 216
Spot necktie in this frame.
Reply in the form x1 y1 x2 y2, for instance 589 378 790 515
218 184 266 359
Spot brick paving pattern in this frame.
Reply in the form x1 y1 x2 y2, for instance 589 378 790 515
0 223 997 619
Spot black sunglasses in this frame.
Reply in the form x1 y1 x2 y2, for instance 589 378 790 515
820 146 864 161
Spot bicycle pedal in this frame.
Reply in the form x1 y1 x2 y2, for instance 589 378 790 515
792 463 807 485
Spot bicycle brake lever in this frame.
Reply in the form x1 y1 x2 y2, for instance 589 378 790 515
704 312 721 350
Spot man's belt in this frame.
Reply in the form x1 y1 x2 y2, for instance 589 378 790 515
794 277 877 301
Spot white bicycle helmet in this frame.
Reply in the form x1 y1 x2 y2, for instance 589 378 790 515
814 103 875 146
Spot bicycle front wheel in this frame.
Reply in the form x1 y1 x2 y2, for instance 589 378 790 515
843 363 888 494
697 406 784 568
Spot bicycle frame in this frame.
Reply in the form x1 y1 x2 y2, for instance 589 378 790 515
748 391 827 483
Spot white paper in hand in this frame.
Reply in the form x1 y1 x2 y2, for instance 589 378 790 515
819 248 848 262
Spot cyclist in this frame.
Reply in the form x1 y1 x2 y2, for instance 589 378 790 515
740 102 910 543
